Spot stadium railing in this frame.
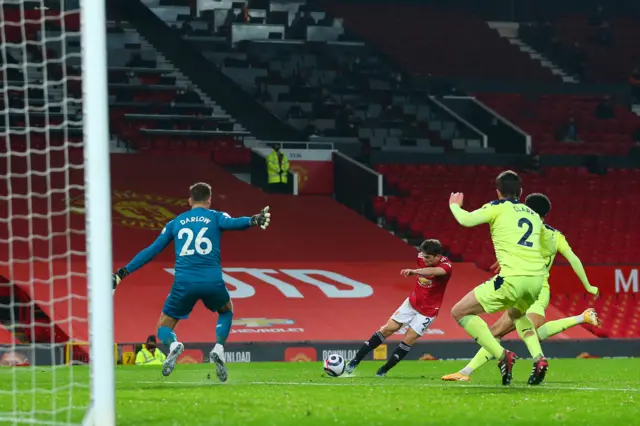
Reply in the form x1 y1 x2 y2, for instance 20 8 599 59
333 151 383 220
440 95 532 154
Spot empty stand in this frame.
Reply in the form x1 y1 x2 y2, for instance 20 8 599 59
104 26 254 164
477 93 639 155
550 14 640 82
0 2 253 166
552 293 639 338
150 0 488 154
374 164 640 265
323 2 559 82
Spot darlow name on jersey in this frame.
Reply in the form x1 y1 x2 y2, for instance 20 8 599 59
179 216 212 225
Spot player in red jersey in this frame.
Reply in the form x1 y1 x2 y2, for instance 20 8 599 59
345 239 453 377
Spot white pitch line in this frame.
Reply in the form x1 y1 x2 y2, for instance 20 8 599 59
136 380 640 393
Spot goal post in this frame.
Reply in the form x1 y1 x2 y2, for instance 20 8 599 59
81 0 116 423
0 0 114 424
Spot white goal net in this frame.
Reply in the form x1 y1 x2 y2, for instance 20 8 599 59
0 0 114 425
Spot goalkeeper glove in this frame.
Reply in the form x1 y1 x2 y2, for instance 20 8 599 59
112 267 129 294
250 206 271 230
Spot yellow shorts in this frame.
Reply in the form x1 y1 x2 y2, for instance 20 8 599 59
474 275 544 314
526 280 550 317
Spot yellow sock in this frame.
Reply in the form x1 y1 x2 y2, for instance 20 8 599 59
515 316 543 359
459 315 504 360
461 346 494 376
537 316 581 340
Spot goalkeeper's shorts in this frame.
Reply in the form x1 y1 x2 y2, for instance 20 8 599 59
162 281 230 320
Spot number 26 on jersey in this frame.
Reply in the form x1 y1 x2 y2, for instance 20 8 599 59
178 228 212 256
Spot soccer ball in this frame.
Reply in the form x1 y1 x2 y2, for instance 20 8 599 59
323 354 346 377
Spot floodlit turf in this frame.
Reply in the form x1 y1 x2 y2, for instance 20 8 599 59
0 359 639 425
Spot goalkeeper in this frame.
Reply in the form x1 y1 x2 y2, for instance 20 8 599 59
112 182 270 382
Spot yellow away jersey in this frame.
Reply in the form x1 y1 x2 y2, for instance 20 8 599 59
540 224 565 279
450 199 547 277
540 223 596 294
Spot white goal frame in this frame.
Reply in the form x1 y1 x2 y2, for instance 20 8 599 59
81 0 115 423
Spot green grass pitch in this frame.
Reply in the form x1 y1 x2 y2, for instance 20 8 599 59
0 359 639 425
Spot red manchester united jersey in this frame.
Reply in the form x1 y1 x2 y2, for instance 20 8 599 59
408 254 453 316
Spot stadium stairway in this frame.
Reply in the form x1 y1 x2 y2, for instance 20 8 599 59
544 13 640 83
104 25 254 162
111 0 304 142
1 3 252 165
321 2 559 82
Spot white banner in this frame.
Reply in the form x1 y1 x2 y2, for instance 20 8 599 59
254 148 333 162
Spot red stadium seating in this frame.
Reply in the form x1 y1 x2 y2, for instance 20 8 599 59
477 93 639 155
0 324 17 344
375 163 640 337
374 164 640 265
323 2 558 82
552 293 640 338
551 14 640 82
0 4 251 167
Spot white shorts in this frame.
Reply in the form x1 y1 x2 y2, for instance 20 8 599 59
390 298 436 337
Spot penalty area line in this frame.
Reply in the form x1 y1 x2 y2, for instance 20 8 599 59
136 380 640 393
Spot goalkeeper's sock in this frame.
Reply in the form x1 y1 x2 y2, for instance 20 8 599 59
537 316 582 341
216 311 233 345
515 316 543 360
461 346 495 376
352 331 386 365
378 342 411 374
458 315 505 360
158 326 177 348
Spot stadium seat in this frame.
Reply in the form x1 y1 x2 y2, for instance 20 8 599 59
551 293 640 338
374 165 640 265
323 3 559 82
476 94 639 156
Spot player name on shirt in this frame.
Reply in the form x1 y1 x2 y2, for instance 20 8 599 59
513 205 537 216
179 216 212 225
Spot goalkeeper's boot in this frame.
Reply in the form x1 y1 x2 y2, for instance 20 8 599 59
527 357 549 386
344 359 359 375
210 344 228 383
442 372 471 382
375 367 387 378
162 342 184 377
497 350 517 386
583 308 602 328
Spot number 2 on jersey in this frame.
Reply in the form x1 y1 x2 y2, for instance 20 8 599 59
178 227 213 256
517 218 534 247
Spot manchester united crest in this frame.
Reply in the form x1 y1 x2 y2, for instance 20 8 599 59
69 190 187 230
289 164 309 190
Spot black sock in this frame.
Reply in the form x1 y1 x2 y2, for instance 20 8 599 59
379 342 412 373
352 331 386 364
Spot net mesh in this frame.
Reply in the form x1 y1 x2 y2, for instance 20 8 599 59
0 0 90 424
